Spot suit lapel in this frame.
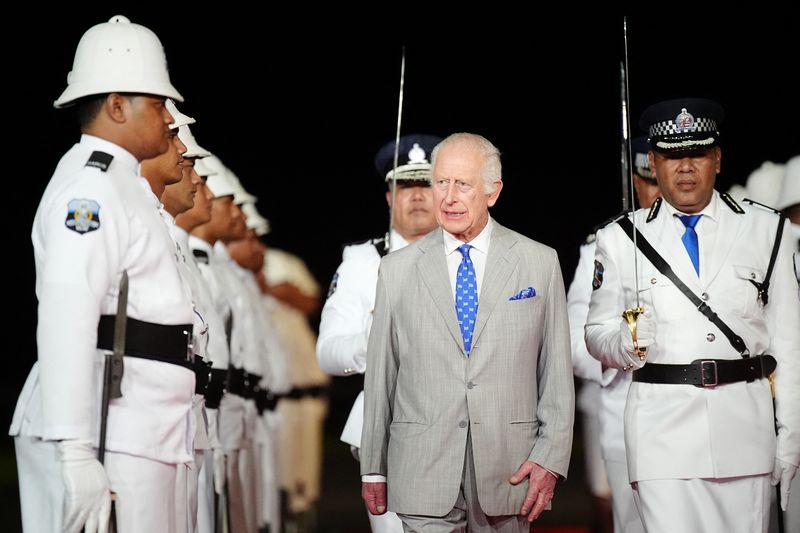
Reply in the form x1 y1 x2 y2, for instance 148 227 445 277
417 231 467 355
470 223 519 350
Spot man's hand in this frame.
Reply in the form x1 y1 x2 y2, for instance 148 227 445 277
619 311 656 367
509 461 557 522
362 481 387 515
59 439 112 533
772 457 798 511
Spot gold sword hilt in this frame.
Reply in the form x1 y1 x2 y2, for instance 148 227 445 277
622 306 648 361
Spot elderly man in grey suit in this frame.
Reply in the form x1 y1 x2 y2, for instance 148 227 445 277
360 132 574 532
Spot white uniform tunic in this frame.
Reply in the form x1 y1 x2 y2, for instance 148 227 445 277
586 192 800 532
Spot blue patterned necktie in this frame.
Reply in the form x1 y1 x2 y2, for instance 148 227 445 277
678 214 702 275
456 244 478 354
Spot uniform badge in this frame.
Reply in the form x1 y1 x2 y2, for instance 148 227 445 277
65 199 101 234
326 272 339 299
674 108 697 133
592 260 604 290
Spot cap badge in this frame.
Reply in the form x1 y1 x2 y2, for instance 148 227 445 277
674 108 697 133
407 143 428 164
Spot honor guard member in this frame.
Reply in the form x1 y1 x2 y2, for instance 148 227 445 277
159 110 222 533
775 154 800 532
317 134 441 532
9 15 196 533
778 156 800 284
568 137 658 533
585 98 800 533
189 158 252 533
262 246 329 530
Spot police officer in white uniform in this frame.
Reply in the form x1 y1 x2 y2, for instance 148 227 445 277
585 98 800 533
778 155 800 284
9 15 196 533
317 134 441 532
567 137 658 533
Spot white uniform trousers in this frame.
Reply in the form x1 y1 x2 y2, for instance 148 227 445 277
226 449 247 533
580 382 610 498
16 436 181 532
195 449 215 533
633 475 771 533
605 459 643 533
239 403 262 532
260 410 281 532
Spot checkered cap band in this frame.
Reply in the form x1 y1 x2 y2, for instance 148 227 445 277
649 117 718 138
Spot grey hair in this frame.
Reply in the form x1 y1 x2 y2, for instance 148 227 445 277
430 132 502 193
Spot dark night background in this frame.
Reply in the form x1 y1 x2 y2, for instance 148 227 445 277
2 9 798 531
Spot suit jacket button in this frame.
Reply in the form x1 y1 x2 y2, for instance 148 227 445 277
467 381 475 389
459 421 468 428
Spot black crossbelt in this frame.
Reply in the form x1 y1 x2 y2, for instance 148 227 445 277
617 217 750 356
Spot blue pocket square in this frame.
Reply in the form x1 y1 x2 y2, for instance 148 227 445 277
509 287 536 300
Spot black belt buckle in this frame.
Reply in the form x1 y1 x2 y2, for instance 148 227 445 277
699 360 718 388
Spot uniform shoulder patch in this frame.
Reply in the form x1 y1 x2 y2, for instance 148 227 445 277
592 260 604 290
646 197 663 222
720 192 746 214
65 199 101 234
741 197 781 215
85 151 114 172
326 272 339 299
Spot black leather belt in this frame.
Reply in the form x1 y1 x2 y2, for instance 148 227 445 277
97 315 192 369
204 368 228 409
632 355 777 388
255 389 278 414
192 356 213 396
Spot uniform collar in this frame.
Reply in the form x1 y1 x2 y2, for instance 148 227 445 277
388 229 409 252
662 190 721 222
79 134 139 175
213 240 231 261
442 217 493 256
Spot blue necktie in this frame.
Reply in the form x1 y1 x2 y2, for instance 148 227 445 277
678 214 702 275
455 244 478 354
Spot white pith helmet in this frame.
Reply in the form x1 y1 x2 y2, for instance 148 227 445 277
54 15 183 108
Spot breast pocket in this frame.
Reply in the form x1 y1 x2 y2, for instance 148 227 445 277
643 273 691 320
731 264 765 318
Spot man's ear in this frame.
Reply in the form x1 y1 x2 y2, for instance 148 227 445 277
104 93 128 124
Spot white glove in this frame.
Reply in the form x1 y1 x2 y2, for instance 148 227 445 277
59 439 111 533
772 458 798 511
619 312 656 368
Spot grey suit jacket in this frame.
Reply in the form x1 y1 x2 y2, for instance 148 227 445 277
361 221 574 516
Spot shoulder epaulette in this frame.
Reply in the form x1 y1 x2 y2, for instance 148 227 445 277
592 210 631 234
646 197 663 223
342 235 388 257
720 192 745 214
741 197 781 215
85 151 113 172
